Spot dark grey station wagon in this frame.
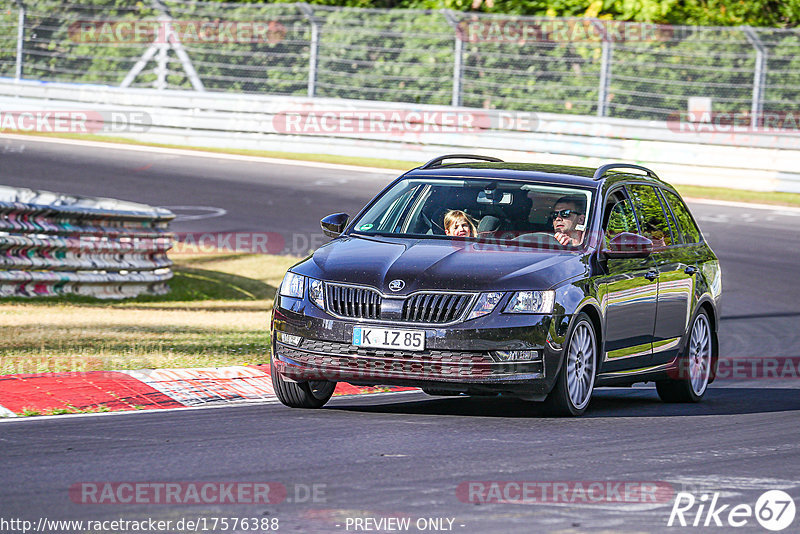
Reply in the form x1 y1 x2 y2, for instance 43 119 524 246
270 155 722 415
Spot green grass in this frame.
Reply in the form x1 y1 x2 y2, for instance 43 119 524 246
19 405 113 417
0 252 299 375
674 184 800 207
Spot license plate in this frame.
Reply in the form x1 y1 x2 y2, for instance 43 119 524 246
352 327 425 351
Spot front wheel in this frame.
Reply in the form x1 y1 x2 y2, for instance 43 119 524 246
270 358 336 408
656 310 713 403
544 313 597 416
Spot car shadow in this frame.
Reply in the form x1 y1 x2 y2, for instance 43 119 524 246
722 311 800 321
328 386 800 418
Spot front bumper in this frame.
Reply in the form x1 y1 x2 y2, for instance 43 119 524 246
271 294 571 399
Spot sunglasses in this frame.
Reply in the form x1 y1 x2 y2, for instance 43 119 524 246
549 209 582 219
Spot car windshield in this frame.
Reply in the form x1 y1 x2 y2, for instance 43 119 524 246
351 177 593 248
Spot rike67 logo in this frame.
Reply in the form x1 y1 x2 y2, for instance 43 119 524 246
668 490 796 531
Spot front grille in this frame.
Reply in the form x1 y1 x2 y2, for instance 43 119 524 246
401 292 473 323
325 284 382 319
276 339 543 381
324 284 473 324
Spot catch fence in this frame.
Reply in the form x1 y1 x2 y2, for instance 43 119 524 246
2 1 799 124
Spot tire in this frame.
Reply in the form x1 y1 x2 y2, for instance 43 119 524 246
656 309 713 403
270 358 336 408
544 312 598 416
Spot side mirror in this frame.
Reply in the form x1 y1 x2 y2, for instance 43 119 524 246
320 213 349 238
601 232 653 259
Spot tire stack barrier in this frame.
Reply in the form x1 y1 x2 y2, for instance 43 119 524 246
0 185 173 298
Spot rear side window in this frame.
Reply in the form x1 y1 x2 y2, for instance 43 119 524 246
628 184 673 247
657 188 683 244
662 190 702 244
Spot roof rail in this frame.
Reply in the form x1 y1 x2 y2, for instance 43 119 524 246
593 163 658 181
420 154 503 169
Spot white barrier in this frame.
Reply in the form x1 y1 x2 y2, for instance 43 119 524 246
1 79 799 193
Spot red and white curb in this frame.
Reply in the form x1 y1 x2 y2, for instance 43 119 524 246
123 366 278 407
0 365 415 417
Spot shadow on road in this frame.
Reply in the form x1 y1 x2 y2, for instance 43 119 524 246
328 387 800 418
722 311 800 321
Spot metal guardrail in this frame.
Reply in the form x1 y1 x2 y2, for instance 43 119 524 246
1 2 799 124
1 79 798 193
0 185 173 298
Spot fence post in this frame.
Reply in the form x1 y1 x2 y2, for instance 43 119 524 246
594 20 612 118
742 26 766 129
121 44 159 88
152 0 205 91
14 0 25 81
155 41 168 90
442 10 463 107
298 4 320 98
124 2 205 90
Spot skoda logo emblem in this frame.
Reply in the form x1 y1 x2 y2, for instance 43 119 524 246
388 279 405 292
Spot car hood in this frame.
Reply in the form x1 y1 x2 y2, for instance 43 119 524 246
291 235 588 293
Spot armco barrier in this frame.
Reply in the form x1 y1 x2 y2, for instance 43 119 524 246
1 79 800 193
0 185 173 298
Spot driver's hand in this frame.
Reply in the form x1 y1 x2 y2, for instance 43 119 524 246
554 232 572 246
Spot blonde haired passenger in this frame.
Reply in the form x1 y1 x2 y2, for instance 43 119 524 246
443 210 477 237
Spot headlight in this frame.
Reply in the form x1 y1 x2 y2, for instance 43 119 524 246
467 292 504 320
308 278 325 309
279 272 305 299
504 290 555 314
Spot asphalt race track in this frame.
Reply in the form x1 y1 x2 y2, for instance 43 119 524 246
1 136 799 533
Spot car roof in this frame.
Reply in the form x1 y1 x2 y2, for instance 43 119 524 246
404 161 670 191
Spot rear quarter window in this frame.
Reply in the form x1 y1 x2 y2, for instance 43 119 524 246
662 190 702 244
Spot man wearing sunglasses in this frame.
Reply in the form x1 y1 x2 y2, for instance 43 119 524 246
550 195 586 246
